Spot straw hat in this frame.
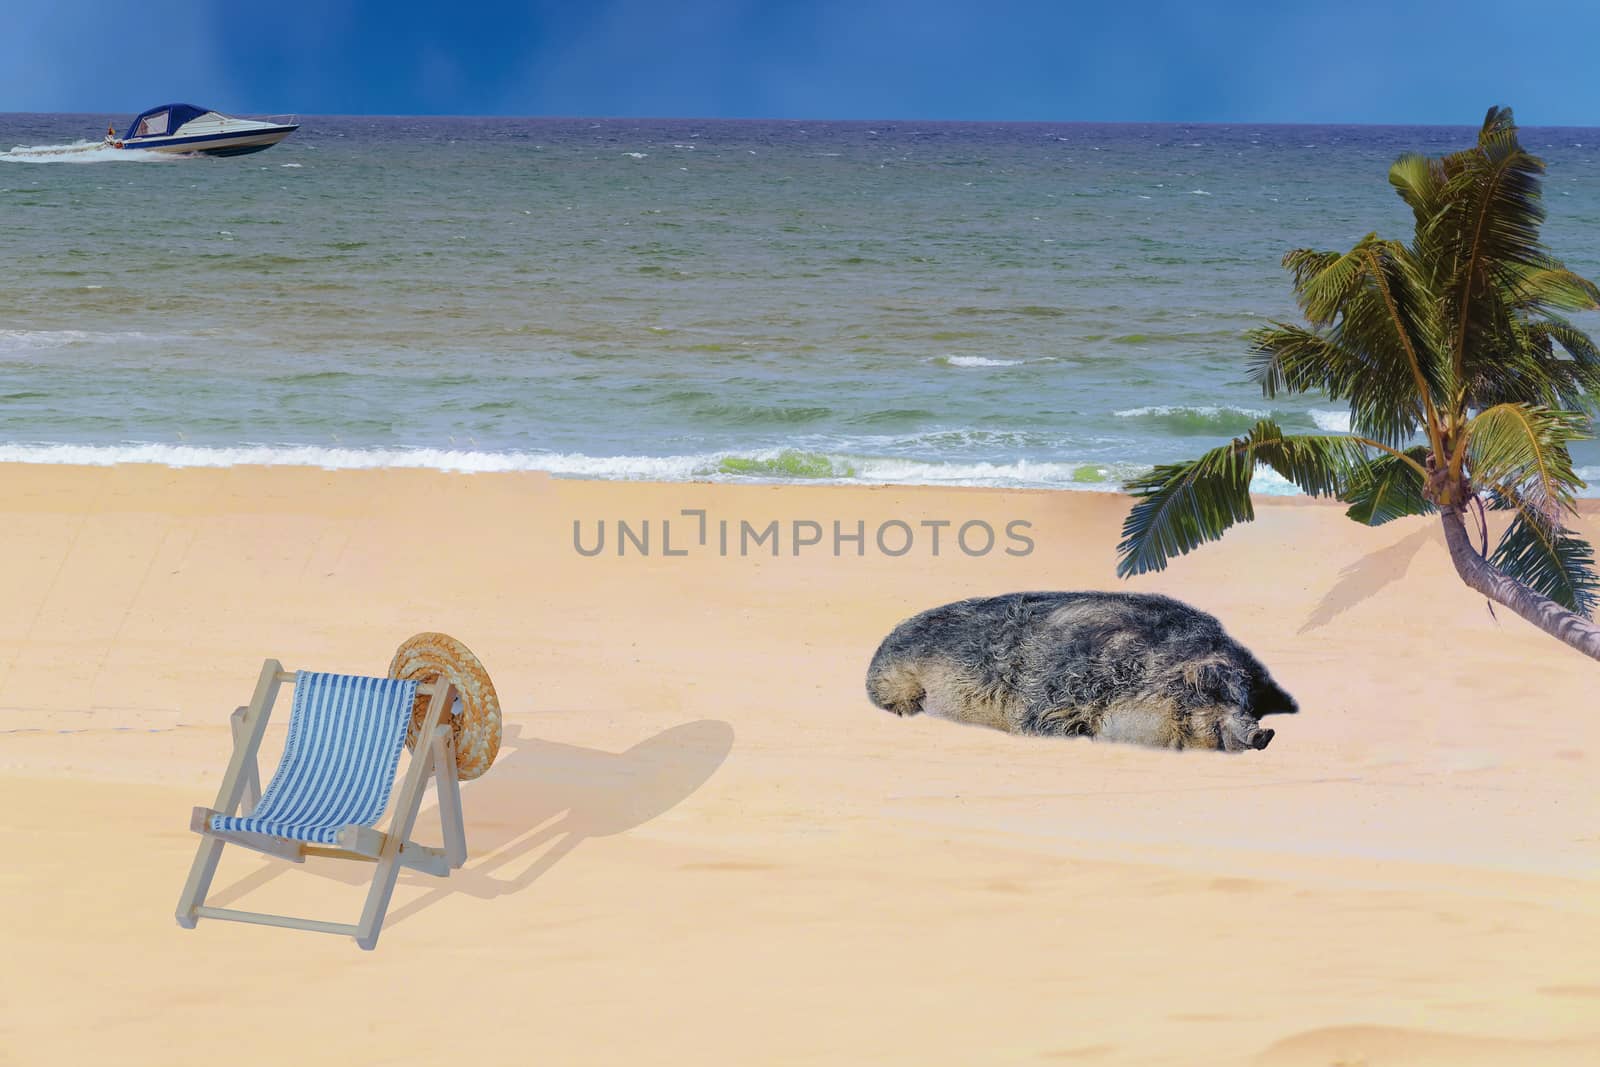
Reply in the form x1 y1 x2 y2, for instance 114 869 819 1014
388 632 501 780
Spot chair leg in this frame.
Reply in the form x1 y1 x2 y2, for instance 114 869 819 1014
231 706 262 816
354 752 432 949
431 728 468 869
176 660 282 928
354 685 450 950
354 858 403 950
175 836 227 929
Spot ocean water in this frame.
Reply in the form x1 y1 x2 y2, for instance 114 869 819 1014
4 114 1599 492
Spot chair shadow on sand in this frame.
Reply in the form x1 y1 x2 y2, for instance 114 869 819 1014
208 718 736 927
1298 525 1434 633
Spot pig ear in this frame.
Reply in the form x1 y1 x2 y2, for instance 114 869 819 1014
1251 676 1298 716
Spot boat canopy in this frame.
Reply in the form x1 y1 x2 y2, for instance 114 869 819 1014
121 103 209 140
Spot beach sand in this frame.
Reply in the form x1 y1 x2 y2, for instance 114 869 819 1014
2 463 1596 1066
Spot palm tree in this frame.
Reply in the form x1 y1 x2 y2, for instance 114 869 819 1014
1116 107 1600 661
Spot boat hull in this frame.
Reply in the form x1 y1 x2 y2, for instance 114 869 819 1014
121 125 299 156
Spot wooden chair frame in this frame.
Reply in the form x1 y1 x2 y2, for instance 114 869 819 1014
176 659 468 950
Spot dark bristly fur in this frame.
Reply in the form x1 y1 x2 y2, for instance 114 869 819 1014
866 592 1298 752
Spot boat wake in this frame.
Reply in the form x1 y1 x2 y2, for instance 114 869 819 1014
1 140 186 164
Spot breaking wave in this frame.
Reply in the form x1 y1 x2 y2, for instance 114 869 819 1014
1309 408 1352 432
5 442 1594 496
0 329 166 350
0 442 1279 494
1114 404 1272 434
933 355 1025 368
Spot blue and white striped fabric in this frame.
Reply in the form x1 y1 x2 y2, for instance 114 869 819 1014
212 672 418 845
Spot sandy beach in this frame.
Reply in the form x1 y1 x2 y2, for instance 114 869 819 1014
2 462 1597 1066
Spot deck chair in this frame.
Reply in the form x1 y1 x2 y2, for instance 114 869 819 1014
176 660 467 950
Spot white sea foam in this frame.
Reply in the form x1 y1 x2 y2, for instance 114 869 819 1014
1117 405 1357 435
1114 405 1269 419
0 443 587 474
1309 408 1352 432
623 152 647 159
5 442 1592 496
1 141 184 164
850 457 1113 488
0 442 1113 489
940 356 1023 368
280 162 303 168
0 329 162 350
1248 467 1305 496
0 443 779 482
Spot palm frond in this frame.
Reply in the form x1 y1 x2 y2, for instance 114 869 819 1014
1281 248 1344 297
1323 249 1441 444
1286 243 1375 326
1389 151 1448 233
1431 114 1549 385
1479 105 1517 140
1246 323 1357 397
1117 422 1370 576
1531 315 1600 368
1459 303 1566 410
1250 235 1445 448
1526 316 1600 408
1485 496 1600 616
1510 260 1600 314
1342 446 1434 525
1465 403 1588 522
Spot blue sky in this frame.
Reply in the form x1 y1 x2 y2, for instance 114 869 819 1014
5 1 1599 123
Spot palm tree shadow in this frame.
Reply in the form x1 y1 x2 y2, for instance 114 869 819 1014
1299 525 1434 633
209 718 736 926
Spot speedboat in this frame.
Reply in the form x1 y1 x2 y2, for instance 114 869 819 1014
105 104 298 156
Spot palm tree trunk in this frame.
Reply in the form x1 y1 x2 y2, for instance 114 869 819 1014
1439 507 1600 661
